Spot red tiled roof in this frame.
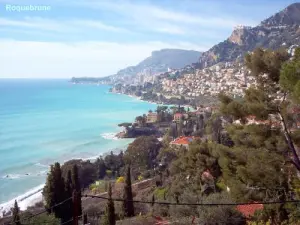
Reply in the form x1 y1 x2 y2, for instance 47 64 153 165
289 107 300 114
236 203 263 218
171 136 194 145
174 113 183 117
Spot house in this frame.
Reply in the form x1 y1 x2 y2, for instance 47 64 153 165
170 136 194 148
174 113 183 122
146 112 158 123
236 203 264 218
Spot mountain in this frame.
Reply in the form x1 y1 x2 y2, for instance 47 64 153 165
198 3 300 68
116 49 202 76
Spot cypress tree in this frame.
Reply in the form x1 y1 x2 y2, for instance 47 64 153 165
12 200 21 225
72 164 82 216
43 165 55 213
122 165 134 217
53 163 66 221
64 170 73 222
97 157 106 179
43 163 66 221
102 182 116 225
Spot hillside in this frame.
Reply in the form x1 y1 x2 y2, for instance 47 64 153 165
116 49 201 76
198 3 300 68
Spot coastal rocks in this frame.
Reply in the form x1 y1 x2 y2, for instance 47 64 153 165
116 126 160 138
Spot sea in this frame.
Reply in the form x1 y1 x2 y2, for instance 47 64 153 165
0 79 157 215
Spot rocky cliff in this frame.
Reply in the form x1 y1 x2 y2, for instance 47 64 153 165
198 3 300 68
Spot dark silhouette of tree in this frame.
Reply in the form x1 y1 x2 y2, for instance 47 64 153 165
72 164 82 217
12 200 21 225
96 157 106 179
64 170 73 222
43 163 66 222
123 165 134 217
103 183 116 225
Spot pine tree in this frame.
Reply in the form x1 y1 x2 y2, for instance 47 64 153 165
12 200 21 225
102 183 116 225
220 47 300 171
122 165 134 217
72 164 82 217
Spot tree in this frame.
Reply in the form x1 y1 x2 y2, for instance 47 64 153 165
102 183 116 225
12 200 21 225
125 136 162 172
96 157 107 179
198 193 246 225
123 165 134 217
43 163 66 221
64 170 73 222
135 116 146 127
72 164 82 217
221 47 300 171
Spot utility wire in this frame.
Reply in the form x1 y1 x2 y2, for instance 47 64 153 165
7 197 73 225
83 194 300 206
61 215 82 225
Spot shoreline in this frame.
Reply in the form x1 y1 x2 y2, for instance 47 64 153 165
0 138 130 217
0 87 158 217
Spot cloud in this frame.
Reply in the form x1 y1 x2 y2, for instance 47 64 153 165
75 0 257 29
0 17 130 33
0 40 207 78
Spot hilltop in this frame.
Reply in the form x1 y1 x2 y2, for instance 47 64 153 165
197 3 300 68
115 49 202 76
71 49 201 84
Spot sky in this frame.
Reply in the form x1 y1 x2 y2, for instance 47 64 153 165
0 0 298 78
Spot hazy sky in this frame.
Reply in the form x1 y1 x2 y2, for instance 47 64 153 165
0 0 298 78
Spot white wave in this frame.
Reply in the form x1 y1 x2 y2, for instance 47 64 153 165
101 132 119 140
0 184 44 217
34 162 49 168
2 174 23 179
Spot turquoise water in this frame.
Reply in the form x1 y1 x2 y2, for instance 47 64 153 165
0 79 156 204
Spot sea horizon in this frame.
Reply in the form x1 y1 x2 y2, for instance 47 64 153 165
0 79 157 214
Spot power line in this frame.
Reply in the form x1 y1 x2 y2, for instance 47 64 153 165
83 194 300 206
61 215 82 225
7 197 72 225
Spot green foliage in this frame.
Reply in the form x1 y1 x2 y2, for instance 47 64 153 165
169 142 220 197
154 187 168 200
280 61 300 93
245 47 289 84
125 136 162 172
117 176 125 183
23 213 60 225
197 192 246 225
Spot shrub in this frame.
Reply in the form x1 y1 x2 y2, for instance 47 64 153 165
116 176 125 183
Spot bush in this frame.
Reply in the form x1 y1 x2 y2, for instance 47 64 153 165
116 176 125 183
154 187 168 200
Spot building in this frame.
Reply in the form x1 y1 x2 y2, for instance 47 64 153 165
146 112 158 123
174 113 183 122
170 136 194 149
236 203 263 219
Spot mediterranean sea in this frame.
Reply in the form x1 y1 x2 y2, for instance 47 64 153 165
0 79 156 213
